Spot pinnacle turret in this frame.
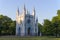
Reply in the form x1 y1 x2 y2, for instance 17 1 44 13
23 4 26 14
32 7 35 16
16 7 19 16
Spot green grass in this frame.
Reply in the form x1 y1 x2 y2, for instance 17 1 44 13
0 36 60 40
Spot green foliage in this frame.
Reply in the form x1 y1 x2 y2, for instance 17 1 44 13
42 19 55 36
41 10 60 36
57 10 60 17
38 23 42 32
51 10 60 36
0 15 16 35
38 23 42 35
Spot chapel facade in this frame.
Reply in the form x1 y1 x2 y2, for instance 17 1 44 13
16 5 38 36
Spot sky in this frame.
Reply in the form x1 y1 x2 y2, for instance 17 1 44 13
0 0 60 24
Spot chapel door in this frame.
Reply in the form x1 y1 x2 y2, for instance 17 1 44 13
18 27 20 35
28 27 30 35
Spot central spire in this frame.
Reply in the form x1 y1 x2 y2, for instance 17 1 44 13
23 4 26 14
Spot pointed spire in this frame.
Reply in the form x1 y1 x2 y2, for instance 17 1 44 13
22 4 26 15
33 7 35 13
17 7 19 14
23 4 26 11
23 4 26 12
16 7 20 16
32 7 35 16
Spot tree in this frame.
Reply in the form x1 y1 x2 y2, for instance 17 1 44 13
38 23 42 36
0 15 16 35
9 21 16 35
52 10 60 37
42 19 54 36
57 10 60 17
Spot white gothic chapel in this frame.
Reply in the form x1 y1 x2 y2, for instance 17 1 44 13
16 5 38 36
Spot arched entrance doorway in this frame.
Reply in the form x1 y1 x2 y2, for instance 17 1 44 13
28 27 30 35
18 27 20 35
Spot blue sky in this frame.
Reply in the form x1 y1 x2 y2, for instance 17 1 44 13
0 0 60 24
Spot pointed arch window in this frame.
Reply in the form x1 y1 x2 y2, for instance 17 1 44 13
27 19 30 23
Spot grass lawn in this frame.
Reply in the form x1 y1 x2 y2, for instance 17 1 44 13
0 36 60 40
